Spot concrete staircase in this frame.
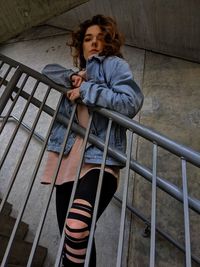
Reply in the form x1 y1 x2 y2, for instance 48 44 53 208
0 199 47 267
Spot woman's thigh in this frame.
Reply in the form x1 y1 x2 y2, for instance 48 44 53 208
55 181 74 234
55 169 117 232
74 169 117 219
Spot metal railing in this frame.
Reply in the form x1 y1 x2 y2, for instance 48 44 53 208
0 53 200 267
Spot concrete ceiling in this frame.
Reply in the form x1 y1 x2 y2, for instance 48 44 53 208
0 0 89 43
45 0 200 63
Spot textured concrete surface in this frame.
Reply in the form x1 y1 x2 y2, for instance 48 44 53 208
0 24 200 266
46 0 200 62
2 0 200 62
0 0 88 43
128 53 200 266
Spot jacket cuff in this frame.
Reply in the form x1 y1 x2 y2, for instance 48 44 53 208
80 81 89 102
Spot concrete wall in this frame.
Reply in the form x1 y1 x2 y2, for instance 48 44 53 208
129 52 200 266
46 0 200 63
0 24 200 266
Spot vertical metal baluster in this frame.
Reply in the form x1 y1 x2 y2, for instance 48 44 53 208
11 96 58 266
84 118 113 267
0 74 29 133
1 87 50 267
0 65 12 87
0 80 40 214
181 158 191 267
0 61 4 84
0 61 4 70
55 111 94 267
0 79 39 170
27 103 78 267
0 94 63 266
3 94 63 264
116 130 133 267
0 66 22 115
150 143 158 267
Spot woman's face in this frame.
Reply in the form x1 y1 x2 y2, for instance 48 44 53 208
83 25 104 60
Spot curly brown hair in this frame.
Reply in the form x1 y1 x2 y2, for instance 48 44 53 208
69 14 124 69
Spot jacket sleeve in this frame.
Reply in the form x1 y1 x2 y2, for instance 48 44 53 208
79 59 144 118
42 64 75 88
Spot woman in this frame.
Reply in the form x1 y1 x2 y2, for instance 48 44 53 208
41 14 143 266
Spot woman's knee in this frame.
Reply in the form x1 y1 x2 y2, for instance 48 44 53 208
65 218 89 240
64 200 93 264
65 199 93 240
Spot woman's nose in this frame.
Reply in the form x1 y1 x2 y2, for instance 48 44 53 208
92 37 98 46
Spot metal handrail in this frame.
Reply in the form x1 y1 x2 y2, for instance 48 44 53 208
1 113 200 265
1 114 200 265
2 80 199 215
1 53 199 167
1 60 200 214
1 53 200 266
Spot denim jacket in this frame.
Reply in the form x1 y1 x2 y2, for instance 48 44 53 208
42 55 144 167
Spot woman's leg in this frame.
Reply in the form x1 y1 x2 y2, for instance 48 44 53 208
55 181 74 234
55 180 96 266
63 169 117 267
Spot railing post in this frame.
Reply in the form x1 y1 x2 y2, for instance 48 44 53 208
0 66 22 115
181 159 192 267
150 143 158 267
116 130 133 267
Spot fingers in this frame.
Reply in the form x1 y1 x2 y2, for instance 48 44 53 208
66 88 80 102
78 71 86 80
73 80 82 87
71 76 83 88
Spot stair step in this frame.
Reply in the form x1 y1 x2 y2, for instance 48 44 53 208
0 214 29 240
0 199 12 215
0 236 47 266
0 236 47 267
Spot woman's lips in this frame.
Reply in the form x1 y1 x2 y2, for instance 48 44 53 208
90 49 99 54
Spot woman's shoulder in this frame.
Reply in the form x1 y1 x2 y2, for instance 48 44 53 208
104 55 126 63
103 56 130 74
104 56 129 68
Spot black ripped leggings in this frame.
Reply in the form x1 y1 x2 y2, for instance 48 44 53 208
55 169 117 267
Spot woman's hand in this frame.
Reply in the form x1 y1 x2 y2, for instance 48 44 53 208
66 87 81 102
71 71 86 88
71 75 83 88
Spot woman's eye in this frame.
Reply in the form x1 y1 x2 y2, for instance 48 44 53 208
84 38 91 42
97 37 103 42
97 35 104 41
84 35 103 42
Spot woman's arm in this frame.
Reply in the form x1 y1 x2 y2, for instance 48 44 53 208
42 64 75 88
79 58 144 118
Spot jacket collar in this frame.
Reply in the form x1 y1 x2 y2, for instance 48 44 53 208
87 54 106 63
